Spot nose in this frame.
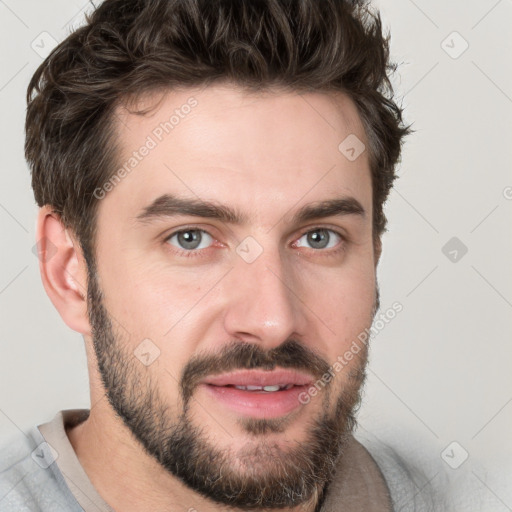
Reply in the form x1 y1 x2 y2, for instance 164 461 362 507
222 246 307 350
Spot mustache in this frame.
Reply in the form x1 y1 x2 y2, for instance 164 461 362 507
180 339 331 403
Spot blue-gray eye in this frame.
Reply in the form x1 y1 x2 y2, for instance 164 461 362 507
296 229 341 250
167 229 213 250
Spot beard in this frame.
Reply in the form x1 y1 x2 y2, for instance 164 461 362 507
85 262 370 510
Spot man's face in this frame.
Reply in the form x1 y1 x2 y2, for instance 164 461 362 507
86 84 377 508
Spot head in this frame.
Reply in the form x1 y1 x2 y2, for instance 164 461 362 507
27 0 410 509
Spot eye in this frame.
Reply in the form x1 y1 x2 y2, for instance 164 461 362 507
294 228 342 250
166 229 214 251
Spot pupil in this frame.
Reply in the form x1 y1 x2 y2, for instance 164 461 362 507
178 230 201 249
308 229 329 249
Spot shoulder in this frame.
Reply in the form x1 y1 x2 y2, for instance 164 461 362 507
0 424 81 511
321 434 394 511
357 434 443 512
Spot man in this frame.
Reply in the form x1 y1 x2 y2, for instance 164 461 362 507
1 0 417 510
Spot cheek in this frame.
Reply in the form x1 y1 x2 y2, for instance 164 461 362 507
97 256 226 384
309 269 374 398
298 258 376 354
99 245 218 329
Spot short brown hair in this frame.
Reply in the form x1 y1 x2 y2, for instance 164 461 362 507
26 0 411 267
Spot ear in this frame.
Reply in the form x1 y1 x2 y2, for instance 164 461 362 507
35 206 91 335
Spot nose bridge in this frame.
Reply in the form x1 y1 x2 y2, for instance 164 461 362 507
223 241 304 346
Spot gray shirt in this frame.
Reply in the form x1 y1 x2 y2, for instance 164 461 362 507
0 409 427 511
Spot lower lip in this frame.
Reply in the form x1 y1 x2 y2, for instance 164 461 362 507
200 384 310 419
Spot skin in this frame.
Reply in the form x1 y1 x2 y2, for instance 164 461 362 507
37 83 380 512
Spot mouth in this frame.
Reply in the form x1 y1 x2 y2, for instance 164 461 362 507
199 369 314 419
220 383 295 392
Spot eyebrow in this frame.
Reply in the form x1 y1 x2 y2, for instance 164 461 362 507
135 193 365 226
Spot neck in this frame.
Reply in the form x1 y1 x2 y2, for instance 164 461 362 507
66 402 322 512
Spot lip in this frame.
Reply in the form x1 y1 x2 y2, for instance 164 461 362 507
199 368 314 419
201 368 314 388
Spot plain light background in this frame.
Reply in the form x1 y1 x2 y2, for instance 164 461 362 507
1 0 511 510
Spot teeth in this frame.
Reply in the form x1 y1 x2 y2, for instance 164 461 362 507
233 384 293 392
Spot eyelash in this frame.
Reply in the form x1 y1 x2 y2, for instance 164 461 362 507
163 226 347 259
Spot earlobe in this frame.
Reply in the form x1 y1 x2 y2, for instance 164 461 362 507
35 206 91 335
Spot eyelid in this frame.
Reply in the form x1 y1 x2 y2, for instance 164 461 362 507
291 226 346 251
162 224 220 242
162 224 347 259
295 223 348 240
166 228 214 250
163 225 220 250
162 224 346 244
161 229 215 260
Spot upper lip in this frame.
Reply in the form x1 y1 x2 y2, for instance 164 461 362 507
201 368 314 388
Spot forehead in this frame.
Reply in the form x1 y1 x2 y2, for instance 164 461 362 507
100 84 371 226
